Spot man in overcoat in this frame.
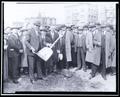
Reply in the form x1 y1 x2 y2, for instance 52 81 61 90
7 26 23 84
85 25 94 70
65 27 74 69
90 23 102 79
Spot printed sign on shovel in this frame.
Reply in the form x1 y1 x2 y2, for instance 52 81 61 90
36 31 65 61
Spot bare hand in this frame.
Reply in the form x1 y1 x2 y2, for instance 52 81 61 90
31 47 35 53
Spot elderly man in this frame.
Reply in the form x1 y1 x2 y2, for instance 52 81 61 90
25 21 43 84
7 26 23 84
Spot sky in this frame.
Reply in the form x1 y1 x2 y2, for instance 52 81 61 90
3 2 118 28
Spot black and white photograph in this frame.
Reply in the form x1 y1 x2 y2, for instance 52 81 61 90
1 1 119 96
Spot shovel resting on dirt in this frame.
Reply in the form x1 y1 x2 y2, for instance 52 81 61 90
36 31 65 61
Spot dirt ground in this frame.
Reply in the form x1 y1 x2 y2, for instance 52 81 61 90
3 68 116 93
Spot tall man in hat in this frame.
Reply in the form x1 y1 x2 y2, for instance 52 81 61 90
7 26 23 84
71 26 77 68
65 26 74 69
25 21 43 83
85 25 94 71
89 23 102 79
58 26 67 71
49 26 60 73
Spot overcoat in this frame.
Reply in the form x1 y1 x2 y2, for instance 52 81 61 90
4 39 8 81
92 29 102 66
105 31 113 68
65 30 73 62
111 34 116 67
85 30 94 63
20 31 28 67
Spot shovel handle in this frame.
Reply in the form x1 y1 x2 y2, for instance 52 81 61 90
50 31 66 49
50 36 61 49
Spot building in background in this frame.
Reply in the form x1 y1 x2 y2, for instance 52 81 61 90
98 4 116 27
65 3 116 28
24 13 56 27
65 3 98 26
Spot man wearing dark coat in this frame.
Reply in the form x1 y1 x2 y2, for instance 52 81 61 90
7 26 23 84
48 26 60 73
25 21 43 83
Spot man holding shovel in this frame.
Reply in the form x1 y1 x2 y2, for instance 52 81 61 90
25 21 43 84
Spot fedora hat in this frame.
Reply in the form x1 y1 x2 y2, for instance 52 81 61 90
20 27 29 32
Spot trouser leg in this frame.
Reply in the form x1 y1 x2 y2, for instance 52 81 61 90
101 50 106 76
28 55 35 80
77 48 82 69
66 61 71 70
80 48 87 70
8 57 12 79
36 56 43 78
91 64 98 77
12 56 19 80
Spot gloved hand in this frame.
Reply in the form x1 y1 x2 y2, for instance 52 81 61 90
58 53 63 60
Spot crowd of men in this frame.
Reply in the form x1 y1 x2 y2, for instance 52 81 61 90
4 21 116 84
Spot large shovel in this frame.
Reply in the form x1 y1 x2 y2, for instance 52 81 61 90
36 32 65 61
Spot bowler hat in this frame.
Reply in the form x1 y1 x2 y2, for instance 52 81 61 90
20 27 29 32
34 21 41 27
83 25 88 28
10 26 22 30
106 25 114 30
95 23 101 26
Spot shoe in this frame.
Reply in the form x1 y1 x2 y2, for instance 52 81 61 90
30 79 35 84
75 67 81 71
35 77 44 81
110 73 116 76
102 75 107 80
83 68 87 72
13 80 19 84
89 74 95 80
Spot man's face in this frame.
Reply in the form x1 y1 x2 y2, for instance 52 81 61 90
96 25 101 30
12 29 18 34
83 28 88 31
41 30 46 36
106 27 110 32
79 30 82 34
89 28 92 31
73 29 77 33
34 25 39 30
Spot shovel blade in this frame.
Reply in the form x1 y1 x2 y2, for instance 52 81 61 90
37 47 53 61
